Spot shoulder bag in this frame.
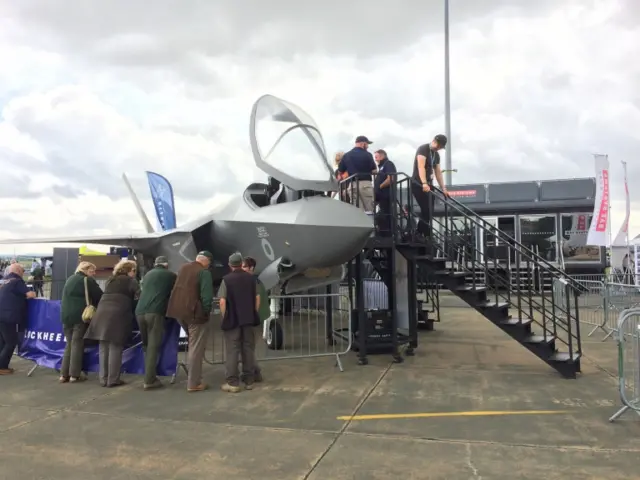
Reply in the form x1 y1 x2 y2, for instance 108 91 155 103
81 276 96 323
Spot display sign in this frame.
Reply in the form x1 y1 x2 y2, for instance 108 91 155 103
586 154 610 246
448 189 477 198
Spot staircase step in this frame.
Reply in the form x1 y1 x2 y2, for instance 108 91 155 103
434 270 467 278
455 284 487 292
523 334 555 346
499 317 533 328
476 300 510 309
548 352 581 363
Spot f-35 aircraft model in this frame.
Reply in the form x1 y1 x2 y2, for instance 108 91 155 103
1 95 374 295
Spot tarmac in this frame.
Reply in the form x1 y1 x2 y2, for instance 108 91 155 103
1 306 639 480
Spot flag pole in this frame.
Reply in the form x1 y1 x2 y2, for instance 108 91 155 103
444 0 453 186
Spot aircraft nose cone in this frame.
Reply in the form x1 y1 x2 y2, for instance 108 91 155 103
295 197 374 266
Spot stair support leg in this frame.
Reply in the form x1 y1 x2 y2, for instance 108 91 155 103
406 256 418 355
354 253 368 365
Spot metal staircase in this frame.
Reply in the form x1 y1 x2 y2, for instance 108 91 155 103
340 173 583 378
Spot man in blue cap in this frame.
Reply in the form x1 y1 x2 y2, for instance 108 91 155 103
337 135 378 213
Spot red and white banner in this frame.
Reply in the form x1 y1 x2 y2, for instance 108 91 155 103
613 160 629 246
586 154 610 246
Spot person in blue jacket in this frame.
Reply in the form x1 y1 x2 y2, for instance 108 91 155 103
0 263 36 375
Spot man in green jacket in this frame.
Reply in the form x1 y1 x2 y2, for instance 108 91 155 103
242 256 269 383
135 256 177 390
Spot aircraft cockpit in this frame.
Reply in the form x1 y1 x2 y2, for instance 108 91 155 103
244 95 337 210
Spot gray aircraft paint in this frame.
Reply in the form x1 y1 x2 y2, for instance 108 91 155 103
0 95 374 293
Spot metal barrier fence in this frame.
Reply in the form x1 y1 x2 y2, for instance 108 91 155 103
609 308 640 422
173 293 352 384
554 277 640 342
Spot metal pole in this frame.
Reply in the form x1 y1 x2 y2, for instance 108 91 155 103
444 0 452 186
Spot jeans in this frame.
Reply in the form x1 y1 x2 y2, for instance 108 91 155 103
411 184 434 237
0 322 18 369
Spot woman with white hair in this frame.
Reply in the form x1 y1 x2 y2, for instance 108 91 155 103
59 261 103 383
84 259 140 387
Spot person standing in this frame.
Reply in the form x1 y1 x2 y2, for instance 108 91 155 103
135 256 177 390
0 263 36 375
166 251 214 392
337 136 377 212
84 259 140 388
373 149 397 237
59 261 103 383
242 256 270 383
217 253 260 393
411 134 449 238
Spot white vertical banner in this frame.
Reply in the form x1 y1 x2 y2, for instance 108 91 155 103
613 160 630 246
586 154 610 247
635 244 640 288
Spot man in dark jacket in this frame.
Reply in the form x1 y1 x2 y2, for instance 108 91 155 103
166 251 214 392
217 252 260 393
136 256 177 390
373 149 397 236
0 263 36 375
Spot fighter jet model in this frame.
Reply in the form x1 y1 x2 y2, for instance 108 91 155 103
0 95 374 348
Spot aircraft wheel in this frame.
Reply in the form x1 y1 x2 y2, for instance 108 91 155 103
266 320 284 350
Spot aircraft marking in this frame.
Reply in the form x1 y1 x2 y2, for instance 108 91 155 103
178 236 194 262
257 226 275 262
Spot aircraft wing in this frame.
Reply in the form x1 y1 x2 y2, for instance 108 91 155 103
0 232 165 251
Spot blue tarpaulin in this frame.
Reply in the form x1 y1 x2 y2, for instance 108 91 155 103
18 299 180 377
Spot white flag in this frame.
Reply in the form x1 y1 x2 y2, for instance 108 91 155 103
586 154 610 247
613 161 629 246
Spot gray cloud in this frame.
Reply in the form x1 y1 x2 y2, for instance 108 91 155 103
6 0 563 62
2 0 640 240
0 173 41 199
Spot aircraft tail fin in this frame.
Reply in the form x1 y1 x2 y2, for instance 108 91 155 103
122 173 155 234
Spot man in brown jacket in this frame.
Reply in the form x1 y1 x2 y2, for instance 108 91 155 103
217 252 260 393
166 251 214 392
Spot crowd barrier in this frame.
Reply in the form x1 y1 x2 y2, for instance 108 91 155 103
553 278 640 342
18 299 181 378
174 293 352 380
609 308 640 422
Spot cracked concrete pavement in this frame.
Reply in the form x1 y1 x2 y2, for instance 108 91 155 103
1 306 639 479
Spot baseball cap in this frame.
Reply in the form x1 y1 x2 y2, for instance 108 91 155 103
355 135 373 144
228 252 243 267
197 250 214 260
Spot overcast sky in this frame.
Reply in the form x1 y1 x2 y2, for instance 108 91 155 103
0 0 638 254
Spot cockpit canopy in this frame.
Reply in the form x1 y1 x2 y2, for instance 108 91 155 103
249 95 338 193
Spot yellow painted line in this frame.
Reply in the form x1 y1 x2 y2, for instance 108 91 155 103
337 410 569 421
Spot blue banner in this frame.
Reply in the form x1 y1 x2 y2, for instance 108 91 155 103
18 299 180 377
146 171 177 231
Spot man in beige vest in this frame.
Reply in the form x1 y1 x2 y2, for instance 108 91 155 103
166 251 214 392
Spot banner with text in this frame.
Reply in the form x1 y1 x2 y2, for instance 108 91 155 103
586 154 610 247
18 299 180 376
146 171 177 231
613 160 630 246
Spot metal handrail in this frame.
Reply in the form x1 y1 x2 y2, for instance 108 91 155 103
425 182 583 292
